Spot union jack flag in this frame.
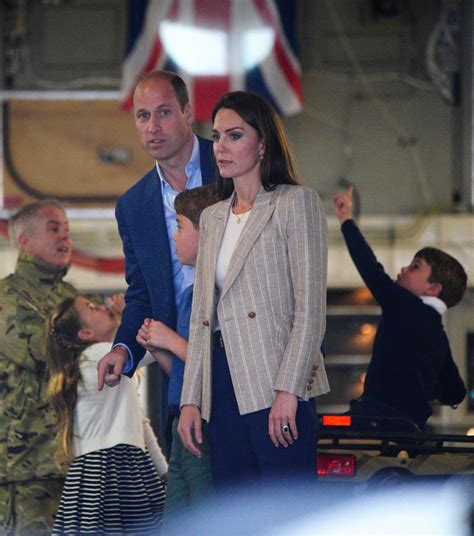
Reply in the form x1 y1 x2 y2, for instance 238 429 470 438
121 0 303 120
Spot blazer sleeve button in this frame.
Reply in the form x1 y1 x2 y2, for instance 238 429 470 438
248 311 256 319
306 385 312 391
308 378 314 385
203 320 209 327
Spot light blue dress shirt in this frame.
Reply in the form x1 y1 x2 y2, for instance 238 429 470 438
156 135 202 308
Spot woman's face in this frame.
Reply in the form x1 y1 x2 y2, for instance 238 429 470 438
212 108 264 183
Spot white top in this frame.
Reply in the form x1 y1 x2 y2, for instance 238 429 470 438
215 209 252 290
214 209 252 331
72 342 168 476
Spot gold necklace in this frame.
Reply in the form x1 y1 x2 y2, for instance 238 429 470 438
233 207 252 224
232 198 252 224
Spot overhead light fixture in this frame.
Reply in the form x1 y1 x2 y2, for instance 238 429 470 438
159 21 274 76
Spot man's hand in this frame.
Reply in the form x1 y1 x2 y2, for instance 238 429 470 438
268 391 298 448
333 185 353 223
97 346 128 390
178 405 203 458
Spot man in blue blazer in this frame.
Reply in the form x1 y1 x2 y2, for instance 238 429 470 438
98 71 215 438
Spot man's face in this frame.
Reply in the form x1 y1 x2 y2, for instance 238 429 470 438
172 214 199 266
396 257 436 297
133 78 193 162
75 296 118 343
20 205 72 266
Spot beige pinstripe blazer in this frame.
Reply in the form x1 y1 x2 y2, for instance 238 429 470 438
180 184 330 422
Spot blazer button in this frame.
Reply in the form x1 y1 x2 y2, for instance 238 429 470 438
203 320 209 327
248 311 256 319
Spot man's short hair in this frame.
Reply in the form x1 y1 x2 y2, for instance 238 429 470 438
174 185 220 228
8 199 65 249
415 247 467 308
133 70 189 111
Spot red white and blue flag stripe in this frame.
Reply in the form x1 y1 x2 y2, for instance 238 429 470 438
121 0 303 120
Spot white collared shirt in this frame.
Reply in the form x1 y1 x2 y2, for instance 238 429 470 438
420 295 447 315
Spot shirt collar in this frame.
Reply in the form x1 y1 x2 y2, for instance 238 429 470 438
420 295 447 315
155 134 200 189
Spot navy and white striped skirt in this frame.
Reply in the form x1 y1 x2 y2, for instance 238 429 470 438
53 444 166 535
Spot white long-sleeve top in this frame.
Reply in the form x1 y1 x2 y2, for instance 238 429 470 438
72 342 168 476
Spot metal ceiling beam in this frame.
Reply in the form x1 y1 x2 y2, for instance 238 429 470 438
462 0 474 210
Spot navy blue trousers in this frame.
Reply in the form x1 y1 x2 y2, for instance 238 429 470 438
208 332 318 491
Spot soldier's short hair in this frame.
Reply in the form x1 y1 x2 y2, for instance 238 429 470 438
8 199 66 249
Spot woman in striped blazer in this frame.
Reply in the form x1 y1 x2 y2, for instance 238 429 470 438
179 91 329 489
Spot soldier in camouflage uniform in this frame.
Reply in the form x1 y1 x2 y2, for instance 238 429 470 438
0 200 78 535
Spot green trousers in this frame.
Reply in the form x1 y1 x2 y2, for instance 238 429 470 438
162 418 214 531
0 478 64 535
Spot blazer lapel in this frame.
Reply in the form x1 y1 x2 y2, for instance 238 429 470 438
220 188 275 301
142 170 174 292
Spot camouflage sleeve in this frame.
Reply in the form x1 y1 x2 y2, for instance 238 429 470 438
0 293 47 374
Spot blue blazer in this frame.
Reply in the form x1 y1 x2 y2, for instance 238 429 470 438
113 137 215 372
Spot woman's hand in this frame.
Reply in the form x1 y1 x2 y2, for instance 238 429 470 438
268 391 298 447
178 405 203 458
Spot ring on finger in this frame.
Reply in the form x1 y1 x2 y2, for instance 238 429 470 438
282 424 290 434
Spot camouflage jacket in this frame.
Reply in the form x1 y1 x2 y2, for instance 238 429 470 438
0 252 78 483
